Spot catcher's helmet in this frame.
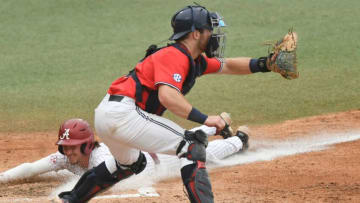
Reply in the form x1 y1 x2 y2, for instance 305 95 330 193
56 118 95 155
169 5 226 58
169 6 212 41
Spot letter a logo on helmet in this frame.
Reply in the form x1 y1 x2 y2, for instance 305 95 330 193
60 129 70 140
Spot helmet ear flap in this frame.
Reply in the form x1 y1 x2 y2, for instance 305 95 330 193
81 142 94 155
58 145 64 155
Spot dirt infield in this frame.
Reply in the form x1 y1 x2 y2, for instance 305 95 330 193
1 110 359 202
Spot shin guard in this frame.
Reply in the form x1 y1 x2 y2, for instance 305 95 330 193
59 152 146 203
178 130 214 203
181 162 214 203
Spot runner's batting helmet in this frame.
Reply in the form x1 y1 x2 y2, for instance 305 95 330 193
56 118 95 155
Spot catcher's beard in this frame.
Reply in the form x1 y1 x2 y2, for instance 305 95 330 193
198 31 211 53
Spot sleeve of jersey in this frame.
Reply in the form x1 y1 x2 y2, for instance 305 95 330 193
153 49 189 92
202 56 224 75
0 152 65 182
206 137 243 162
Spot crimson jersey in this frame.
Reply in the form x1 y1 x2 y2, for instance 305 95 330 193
108 44 223 114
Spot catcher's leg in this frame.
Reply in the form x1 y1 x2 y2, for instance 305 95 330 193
177 130 214 203
58 152 146 203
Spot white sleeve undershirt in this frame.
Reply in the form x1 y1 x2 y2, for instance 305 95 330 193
0 143 116 183
0 152 67 183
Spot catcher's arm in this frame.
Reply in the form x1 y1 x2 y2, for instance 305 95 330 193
219 57 253 75
158 85 226 131
219 30 298 80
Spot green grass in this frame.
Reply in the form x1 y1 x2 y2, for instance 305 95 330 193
0 0 359 132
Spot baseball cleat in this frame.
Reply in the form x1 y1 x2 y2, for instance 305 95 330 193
235 126 250 151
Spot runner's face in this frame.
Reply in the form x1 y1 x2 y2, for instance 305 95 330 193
62 145 83 164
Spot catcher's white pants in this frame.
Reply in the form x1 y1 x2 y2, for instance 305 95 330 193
95 94 186 166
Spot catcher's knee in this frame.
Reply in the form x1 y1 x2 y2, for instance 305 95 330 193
176 130 214 203
176 130 208 162
118 151 147 175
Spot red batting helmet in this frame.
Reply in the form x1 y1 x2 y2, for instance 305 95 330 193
56 118 95 155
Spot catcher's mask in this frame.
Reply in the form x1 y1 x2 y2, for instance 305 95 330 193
56 118 95 155
169 5 226 58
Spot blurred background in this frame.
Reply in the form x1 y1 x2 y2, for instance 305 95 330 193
0 0 359 132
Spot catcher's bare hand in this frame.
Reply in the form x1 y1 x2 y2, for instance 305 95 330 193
267 29 298 79
204 115 226 133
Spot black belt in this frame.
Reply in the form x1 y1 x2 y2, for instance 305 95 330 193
109 95 124 102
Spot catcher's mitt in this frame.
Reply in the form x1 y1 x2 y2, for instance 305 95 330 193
267 30 298 79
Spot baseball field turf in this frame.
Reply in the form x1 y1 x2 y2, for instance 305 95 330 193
0 0 359 132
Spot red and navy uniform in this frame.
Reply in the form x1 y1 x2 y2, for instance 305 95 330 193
108 43 222 115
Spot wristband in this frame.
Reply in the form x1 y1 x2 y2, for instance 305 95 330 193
187 107 208 124
249 57 270 73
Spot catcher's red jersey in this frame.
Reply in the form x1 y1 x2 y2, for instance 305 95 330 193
108 45 222 111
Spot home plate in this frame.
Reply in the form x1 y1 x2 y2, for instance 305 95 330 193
93 187 159 199
4 188 160 203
